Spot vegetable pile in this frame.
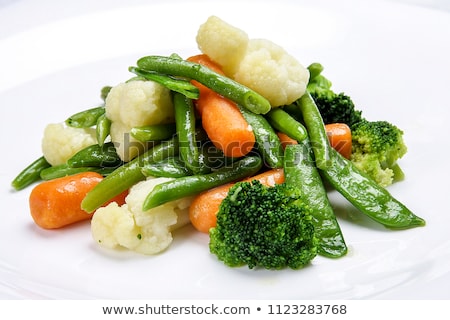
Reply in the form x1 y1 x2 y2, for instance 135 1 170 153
11 16 425 270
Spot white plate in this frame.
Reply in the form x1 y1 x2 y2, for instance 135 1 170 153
1 0 449 299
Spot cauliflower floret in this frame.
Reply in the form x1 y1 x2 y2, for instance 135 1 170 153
233 39 309 107
105 80 174 162
91 177 193 255
196 16 309 107
196 15 249 75
41 123 97 166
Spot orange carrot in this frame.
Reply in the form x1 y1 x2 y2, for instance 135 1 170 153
277 132 298 150
189 168 285 233
325 123 352 159
187 54 255 158
29 172 128 229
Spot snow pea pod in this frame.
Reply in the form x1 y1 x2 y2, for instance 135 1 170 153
11 156 51 190
81 137 179 213
142 155 263 210
136 55 271 114
297 92 332 169
65 106 105 128
284 142 347 258
320 148 426 229
67 142 122 168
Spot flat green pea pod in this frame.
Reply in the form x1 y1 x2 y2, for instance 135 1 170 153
67 142 122 168
81 137 179 213
130 123 176 142
266 108 308 142
136 55 271 115
66 106 105 128
142 155 263 210
141 157 192 178
96 113 111 147
11 156 51 190
284 142 348 258
238 105 283 168
297 92 332 169
320 148 426 229
40 164 115 180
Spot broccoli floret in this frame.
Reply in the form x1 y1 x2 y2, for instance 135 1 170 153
307 63 363 127
209 180 317 270
306 63 408 187
350 119 407 187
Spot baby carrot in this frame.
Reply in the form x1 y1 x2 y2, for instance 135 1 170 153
187 54 224 115
187 54 255 158
325 123 352 159
189 168 285 233
29 172 127 229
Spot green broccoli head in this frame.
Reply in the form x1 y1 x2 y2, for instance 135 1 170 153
209 180 317 270
350 119 407 187
310 90 363 127
307 63 363 127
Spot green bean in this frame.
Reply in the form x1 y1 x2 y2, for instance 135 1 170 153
142 155 263 210
136 56 271 114
11 156 50 190
173 92 209 174
130 123 176 142
40 164 115 180
81 137 179 213
266 108 308 142
65 106 105 128
238 105 283 168
96 113 111 147
129 67 199 100
284 142 347 258
67 142 122 168
100 86 112 101
320 148 426 229
141 157 192 178
297 91 332 169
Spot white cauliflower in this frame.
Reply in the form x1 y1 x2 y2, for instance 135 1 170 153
105 80 174 162
196 15 249 75
233 39 309 107
91 177 193 255
196 16 309 107
41 122 97 166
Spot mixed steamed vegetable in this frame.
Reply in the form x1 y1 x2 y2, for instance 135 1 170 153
11 16 425 270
